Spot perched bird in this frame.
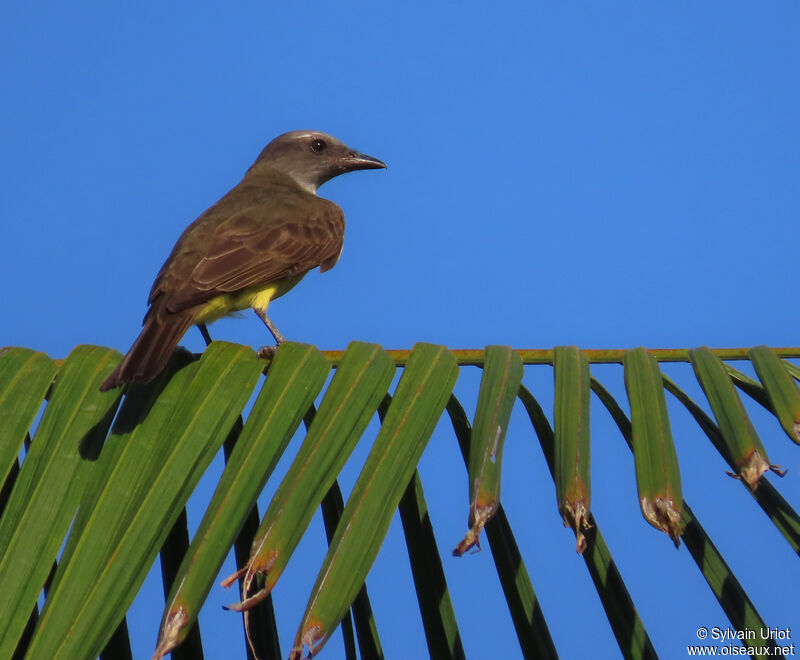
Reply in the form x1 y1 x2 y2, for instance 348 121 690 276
100 130 385 391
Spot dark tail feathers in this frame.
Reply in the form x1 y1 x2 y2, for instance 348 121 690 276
100 313 194 391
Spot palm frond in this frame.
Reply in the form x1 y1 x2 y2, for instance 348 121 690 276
1 342 797 659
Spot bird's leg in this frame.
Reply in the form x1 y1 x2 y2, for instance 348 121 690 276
197 323 213 347
254 308 286 343
254 308 285 359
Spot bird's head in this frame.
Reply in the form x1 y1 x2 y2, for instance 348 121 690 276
254 130 386 193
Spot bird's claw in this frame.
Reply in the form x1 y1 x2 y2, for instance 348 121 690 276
257 345 279 360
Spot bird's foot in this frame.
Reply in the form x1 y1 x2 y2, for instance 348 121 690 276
257 345 279 360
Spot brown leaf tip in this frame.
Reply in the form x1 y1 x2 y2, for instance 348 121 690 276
453 528 482 557
225 567 274 612
220 566 247 589
152 607 187 660
225 586 270 613
290 622 324 660
640 496 683 547
561 501 592 554
453 504 495 557
734 450 773 491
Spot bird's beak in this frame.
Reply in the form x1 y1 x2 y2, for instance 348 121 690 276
344 151 387 171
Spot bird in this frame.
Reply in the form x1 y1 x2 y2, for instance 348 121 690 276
100 130 385 391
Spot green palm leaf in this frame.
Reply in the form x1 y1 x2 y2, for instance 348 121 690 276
0 342 797 659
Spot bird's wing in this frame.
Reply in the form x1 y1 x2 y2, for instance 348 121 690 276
151 201 344 314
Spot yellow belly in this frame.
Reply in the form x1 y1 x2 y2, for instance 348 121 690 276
193 274 305 324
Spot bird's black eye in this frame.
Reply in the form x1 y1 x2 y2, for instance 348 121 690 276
310 139 327 154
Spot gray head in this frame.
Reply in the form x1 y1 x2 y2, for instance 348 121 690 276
254 130 386 193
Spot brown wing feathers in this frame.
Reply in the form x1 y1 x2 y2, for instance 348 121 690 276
165 208 343 312
100 203 344 390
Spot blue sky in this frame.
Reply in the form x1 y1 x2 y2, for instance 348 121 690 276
2 3 799 659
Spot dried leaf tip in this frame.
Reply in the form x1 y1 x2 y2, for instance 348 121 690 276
152 607 187 660
640 497 683 548
220 566 247 589
561 500 592 554
728 450 786 490
453 505 493 556
224 591 267 612
221 551 277 611
290 622 324 660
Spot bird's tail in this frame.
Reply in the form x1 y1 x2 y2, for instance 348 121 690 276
100 313 195 391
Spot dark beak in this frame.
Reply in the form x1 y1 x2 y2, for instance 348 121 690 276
344 150 387 171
